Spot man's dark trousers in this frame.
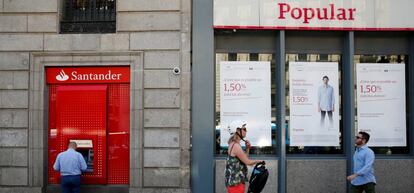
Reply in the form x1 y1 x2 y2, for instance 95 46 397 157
61 175 81 193
350 182 376 193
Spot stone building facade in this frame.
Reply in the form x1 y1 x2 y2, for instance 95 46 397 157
0 0 191 193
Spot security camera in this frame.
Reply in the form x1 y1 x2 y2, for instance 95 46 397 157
173 67 181 75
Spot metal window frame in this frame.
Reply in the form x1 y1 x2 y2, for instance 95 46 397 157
192 0 214 192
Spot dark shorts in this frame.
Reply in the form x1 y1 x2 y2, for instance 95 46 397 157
350 182 376 193
61 175 81 193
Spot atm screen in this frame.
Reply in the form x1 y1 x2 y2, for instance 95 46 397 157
71 139 94 173
79 149 94 172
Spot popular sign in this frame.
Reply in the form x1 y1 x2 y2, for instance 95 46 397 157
46 66 130 84
214 0 414 31
277 3 356 24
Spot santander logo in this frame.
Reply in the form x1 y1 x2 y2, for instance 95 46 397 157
47 67 129 84
56 70 69 81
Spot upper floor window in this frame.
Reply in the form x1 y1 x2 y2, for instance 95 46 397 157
61 0 116 33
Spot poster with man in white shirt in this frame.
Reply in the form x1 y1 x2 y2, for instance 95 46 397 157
289 62 340 146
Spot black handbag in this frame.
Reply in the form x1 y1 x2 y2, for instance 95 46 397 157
248 161 269 193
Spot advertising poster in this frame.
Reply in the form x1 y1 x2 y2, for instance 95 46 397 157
289 62 340 146
357 63 406 146
220 61 271 147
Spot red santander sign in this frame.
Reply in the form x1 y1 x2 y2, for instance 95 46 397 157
46 66 130 84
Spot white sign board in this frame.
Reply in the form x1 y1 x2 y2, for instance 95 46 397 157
357 63 407 146
214 0 414 31
220 61 272 147
69 139 93 148
289 62 340 146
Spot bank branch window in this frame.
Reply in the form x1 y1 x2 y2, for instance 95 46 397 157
286 54 343 154
354 55 410 155
215 53 277 155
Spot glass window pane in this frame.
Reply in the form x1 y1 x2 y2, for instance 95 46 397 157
286 54 343 154
215 53 277 155
61 0 116 33
354 55 410 155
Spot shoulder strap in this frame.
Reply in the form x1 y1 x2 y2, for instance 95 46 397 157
228 143 234 155
228 142 240 156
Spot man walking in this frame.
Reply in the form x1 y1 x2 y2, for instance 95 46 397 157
347 131 376 193
53 142 87 193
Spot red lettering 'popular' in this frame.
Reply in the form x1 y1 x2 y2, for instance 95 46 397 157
277 3 357 24
278 3 290 19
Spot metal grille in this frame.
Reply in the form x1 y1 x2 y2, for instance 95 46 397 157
61 0 116 33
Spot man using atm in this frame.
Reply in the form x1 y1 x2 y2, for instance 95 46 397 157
53 142 87 193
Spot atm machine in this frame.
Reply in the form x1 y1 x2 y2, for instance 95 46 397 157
47 66 130 185
70 139 94 172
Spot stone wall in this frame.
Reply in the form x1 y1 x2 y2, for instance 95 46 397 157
0 0 191 192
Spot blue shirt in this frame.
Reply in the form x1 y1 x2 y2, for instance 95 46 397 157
53 148 87 176
318 84 335 111
352 145 376 185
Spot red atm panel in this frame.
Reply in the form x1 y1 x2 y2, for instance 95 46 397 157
107 84 130 184
49 85 108 184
